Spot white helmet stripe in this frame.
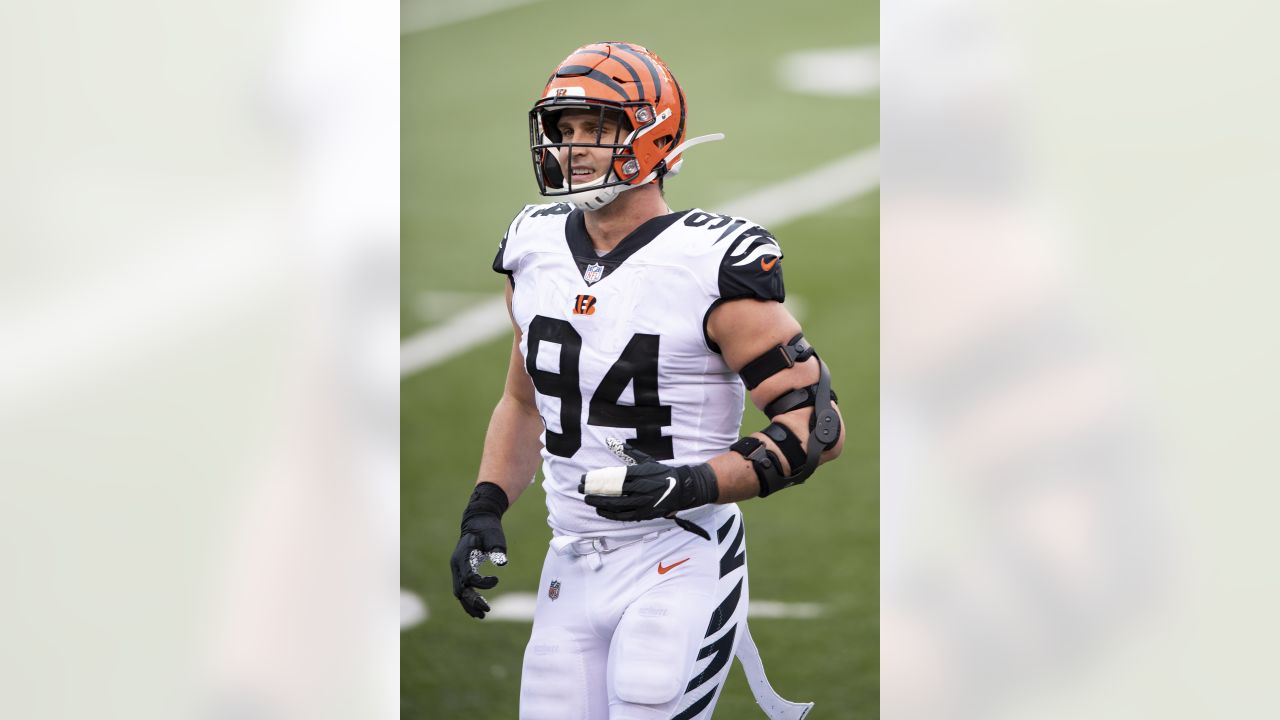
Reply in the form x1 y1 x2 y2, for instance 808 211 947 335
624 108 672 145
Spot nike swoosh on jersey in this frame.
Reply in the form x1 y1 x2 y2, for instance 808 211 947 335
657 557 691 574
761 256 779 271
654 476 677 507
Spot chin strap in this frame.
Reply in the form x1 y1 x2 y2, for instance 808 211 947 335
638 132 725 183
563 173 621 211
563 132 726 211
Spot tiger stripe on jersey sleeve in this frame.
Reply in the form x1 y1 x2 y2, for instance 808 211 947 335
716 225 785 303
492 204 537 277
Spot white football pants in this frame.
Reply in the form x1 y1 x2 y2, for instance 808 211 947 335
519 504 749 720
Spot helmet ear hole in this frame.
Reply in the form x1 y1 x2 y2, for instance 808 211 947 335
541 150 565 189
655 134 674 150
542 110 564 143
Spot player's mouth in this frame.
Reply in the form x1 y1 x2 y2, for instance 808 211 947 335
571 166 598 183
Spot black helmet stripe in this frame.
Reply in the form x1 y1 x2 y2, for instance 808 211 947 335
604 51 644 91
612 43 662 102
671 74 687 146
556 65 633 101
569 47 639 89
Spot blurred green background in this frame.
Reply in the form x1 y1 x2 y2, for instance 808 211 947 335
402 0 878 716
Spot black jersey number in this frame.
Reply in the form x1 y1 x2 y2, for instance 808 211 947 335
525 316 673 460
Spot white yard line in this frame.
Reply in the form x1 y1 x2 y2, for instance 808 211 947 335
414 289 500 325
401 0 543 35
401 145 879 378
717 145 880 228
395 591 823 625
778 47 880 96
745 599 825 619
400 294 510 375
400 588 427 629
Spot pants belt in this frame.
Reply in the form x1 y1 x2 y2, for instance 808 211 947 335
550 527 673 569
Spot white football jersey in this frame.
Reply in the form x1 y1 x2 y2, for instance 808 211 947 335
494 202 785 537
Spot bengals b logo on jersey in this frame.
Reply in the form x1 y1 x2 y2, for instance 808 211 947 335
572 295 597 315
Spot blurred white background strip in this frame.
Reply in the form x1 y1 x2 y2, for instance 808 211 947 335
399 145 879 378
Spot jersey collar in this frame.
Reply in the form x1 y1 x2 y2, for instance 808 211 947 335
566 208 686 286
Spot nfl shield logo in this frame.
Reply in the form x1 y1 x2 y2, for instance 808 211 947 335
583 263 604 284
548 579 561 601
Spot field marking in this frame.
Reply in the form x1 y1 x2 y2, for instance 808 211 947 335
464 592 823 622
745 599 825 619
401 0 543 35
778 47 880 96
415 290 498 324
716 145 880 229
401 588 428 630
401 295 510 376
401 145 879 379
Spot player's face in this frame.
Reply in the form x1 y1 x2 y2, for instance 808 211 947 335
555 109 626 185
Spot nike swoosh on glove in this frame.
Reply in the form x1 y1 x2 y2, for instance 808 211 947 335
578 441 719 522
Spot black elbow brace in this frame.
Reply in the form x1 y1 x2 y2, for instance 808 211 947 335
731 334 841 497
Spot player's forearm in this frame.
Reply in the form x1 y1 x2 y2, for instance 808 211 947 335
708 403 846 503
474 392 545 506
707 449 762 503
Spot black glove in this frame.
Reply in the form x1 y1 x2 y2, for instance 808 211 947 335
449 482 510 619
578 442 719 522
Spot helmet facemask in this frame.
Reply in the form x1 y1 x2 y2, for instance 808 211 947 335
530 102 654 210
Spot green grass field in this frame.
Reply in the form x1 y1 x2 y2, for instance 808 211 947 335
402 1 878 716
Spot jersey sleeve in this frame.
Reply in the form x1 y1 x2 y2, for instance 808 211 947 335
492 205 535 277
492 235 512 277
716 225 785 302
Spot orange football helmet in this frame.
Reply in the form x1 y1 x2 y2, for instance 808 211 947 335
529 42 723 210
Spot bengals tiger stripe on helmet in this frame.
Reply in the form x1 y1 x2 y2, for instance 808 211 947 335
528 41 723 210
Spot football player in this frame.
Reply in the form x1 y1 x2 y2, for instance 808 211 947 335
449 41 845 720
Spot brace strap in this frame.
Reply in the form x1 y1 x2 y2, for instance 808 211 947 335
728 436 783 498
739 333 814 390
761 422 807 472
763 384 840 419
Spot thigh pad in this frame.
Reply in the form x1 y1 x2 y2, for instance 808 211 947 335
520 625 592 720
611 598 696 706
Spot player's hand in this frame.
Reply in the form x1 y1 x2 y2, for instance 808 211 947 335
578 439 719 522
449 482 510 619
